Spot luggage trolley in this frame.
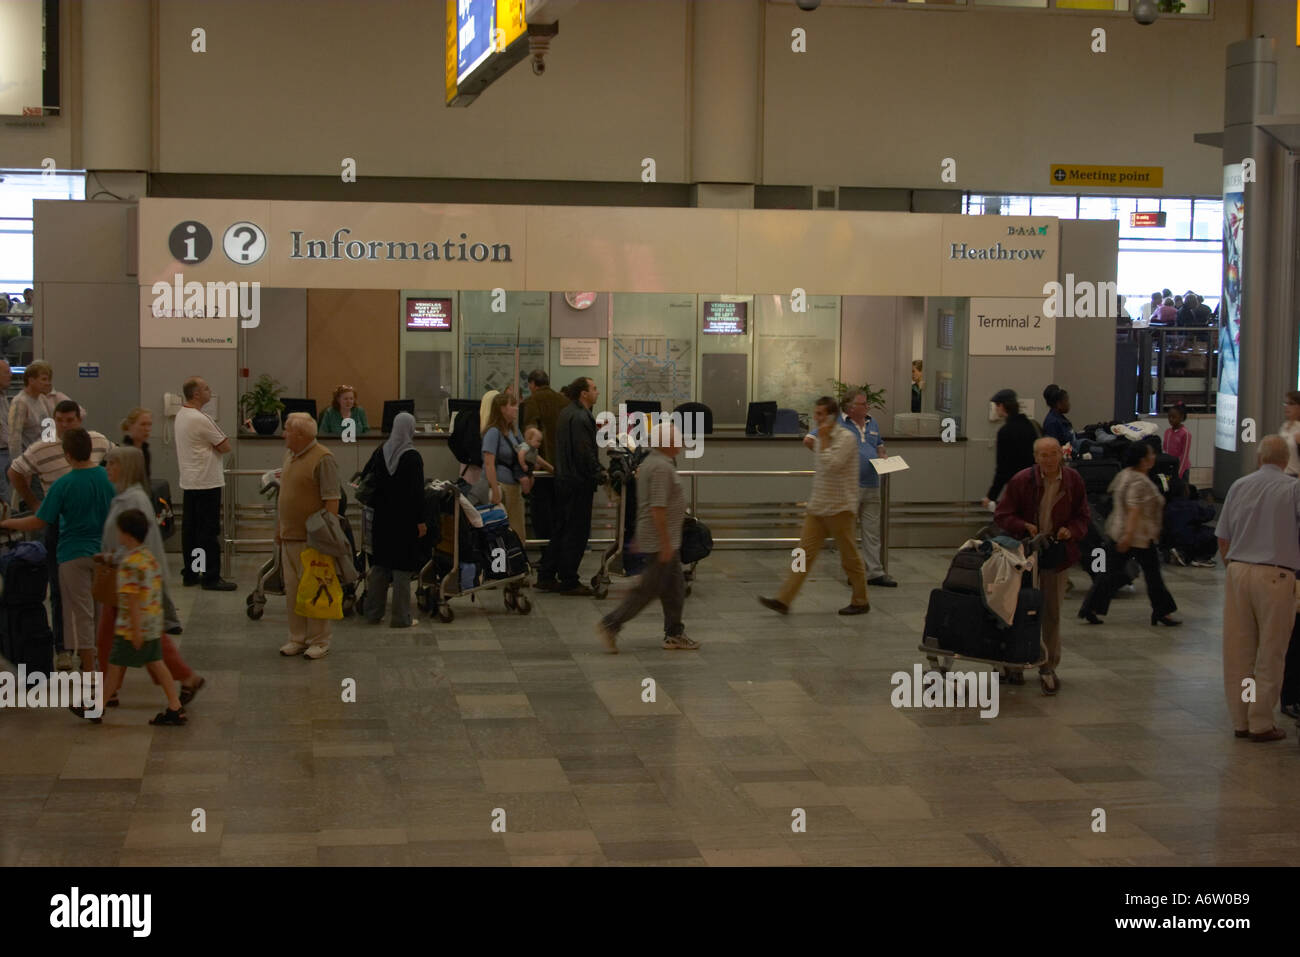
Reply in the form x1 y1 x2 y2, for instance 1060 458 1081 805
415 481 532 623
245 469 364 621
918 530 1055 682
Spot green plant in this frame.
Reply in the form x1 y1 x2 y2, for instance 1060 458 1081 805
1157 0 1185 12
238 373 286 418
828 379 886 411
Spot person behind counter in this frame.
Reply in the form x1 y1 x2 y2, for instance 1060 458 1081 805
318 385 369 436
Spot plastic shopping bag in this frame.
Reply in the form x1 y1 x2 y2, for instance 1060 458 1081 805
295 547 343 620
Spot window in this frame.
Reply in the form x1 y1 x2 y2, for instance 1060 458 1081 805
0 168 84 303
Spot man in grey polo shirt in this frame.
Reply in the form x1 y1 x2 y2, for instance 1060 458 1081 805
594 422 698 653
1216 435 1300 742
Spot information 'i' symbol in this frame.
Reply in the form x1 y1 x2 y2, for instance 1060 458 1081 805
168 221 213 264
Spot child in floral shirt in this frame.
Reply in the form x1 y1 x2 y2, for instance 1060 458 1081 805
99 509 186 725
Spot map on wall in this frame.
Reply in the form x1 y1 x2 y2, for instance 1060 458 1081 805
465 336 545 398
756 337 836 411
611 337 693 408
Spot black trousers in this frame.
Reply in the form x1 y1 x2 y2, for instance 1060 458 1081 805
46 523 63 652
552 480 595 590
1282 615 1300 708
1081 544 1176 619
181 487 223 584
529 475 556 540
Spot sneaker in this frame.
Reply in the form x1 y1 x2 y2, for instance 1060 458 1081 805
1170 547 1188 567
304 644 330 660
1191 559 1216 568
594 621 618 654
201 579 238 592
758 596 789 615
837 603 870 616
278 642 307 657
663 634 700 650
1281 703 1300 721
54 652 77 672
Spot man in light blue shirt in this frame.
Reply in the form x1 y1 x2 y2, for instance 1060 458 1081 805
839 390 896 587
1216 435 1300 742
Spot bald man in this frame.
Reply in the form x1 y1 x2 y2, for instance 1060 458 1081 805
1216 435 1300 742
994 437 1091 695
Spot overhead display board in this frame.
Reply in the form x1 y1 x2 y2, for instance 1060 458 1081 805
445 0 528 107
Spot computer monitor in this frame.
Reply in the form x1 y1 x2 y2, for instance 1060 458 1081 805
623 400 662 420
447 398 481 431
381 399 416 434
745 401 778 436
280 398 318 426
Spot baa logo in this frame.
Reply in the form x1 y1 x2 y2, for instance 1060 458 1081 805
1007 226 1050 236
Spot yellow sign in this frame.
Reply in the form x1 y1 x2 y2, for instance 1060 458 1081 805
445 0 458 105
1050 164 1163 188
496 0 526 52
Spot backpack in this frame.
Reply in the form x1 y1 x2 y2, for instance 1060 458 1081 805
448 408 484 468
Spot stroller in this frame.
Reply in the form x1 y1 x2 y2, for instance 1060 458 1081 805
415 479 532 623
245 468 365 621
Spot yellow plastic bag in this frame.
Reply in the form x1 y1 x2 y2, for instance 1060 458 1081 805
295 547 343 620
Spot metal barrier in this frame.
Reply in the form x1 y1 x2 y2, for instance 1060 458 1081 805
222 465 892 573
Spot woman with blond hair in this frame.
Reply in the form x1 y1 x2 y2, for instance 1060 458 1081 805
318 385 369 436
482 391 528 545
120 406 155 478
96 445 205 708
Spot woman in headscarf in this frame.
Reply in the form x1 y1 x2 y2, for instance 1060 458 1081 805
96 446 205 708
360 411 427 627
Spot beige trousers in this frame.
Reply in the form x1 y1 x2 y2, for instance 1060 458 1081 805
282 541 332 650
1223 562 1294 734
501 483 526 545
1038 569 1069 674
777 511 869 608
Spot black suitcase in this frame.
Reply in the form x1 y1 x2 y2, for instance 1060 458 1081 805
0 603 53 677
1071 459 1121 496
0 553 49 606
923 587 1042 665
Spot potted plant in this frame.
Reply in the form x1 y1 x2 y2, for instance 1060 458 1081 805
828 379 887 412
239 374 286 435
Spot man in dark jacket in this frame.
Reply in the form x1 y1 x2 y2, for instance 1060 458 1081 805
982 389 1039 509
994 437 1090 696
539 376 602 595
519 369 567 544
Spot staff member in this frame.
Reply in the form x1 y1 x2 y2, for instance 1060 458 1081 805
276 413 341 659
982 389 1038 509
544 377 601 596
318 384 369 436
840 389 896 588
1216 435 1300 742
759 396 871 617
520 369 566 547
994 437 1090 696
175 376 235 591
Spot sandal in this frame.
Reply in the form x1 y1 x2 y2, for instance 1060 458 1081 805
68 705 102 724
179 677 206 707
106 695 120 708
149 707 188 726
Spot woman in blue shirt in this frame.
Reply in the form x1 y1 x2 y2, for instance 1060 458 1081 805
1042 384 1075 453
482 392 527 545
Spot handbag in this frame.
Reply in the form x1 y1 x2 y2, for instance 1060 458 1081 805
92 557 118 606
293 547 343 620
352 466 379 508
150 479 176 540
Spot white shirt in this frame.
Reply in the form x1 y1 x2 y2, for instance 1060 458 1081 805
175 405 227 490
1281 421 1300 478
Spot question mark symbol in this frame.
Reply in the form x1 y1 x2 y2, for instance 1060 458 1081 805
235 226 256 261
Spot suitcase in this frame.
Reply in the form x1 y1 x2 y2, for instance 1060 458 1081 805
1071 459 1121 496
0 603 53 676
0 544 49 606
922 587 1042 665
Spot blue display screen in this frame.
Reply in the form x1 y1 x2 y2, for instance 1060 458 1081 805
457 0 495 85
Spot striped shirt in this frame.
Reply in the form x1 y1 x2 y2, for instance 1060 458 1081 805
11 431 115 486
634 449 685 552
807 425 859 516
8 390 75 459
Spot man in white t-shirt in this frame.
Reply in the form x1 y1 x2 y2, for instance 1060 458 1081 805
175 376 236 590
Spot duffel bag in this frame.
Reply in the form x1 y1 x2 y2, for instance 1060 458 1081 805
680 516 713 565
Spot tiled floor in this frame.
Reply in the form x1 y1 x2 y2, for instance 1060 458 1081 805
3 547 1299 867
